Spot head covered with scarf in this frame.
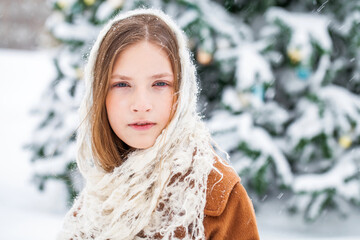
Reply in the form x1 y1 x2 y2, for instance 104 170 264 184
58 8 217 240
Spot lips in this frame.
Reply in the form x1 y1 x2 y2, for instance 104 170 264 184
128 121 156 130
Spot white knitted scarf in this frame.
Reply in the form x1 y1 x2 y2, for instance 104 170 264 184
57 9 216 240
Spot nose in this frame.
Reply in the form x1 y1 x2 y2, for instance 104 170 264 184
131 88 152 113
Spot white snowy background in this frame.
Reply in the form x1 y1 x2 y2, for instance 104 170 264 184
1 49 360 240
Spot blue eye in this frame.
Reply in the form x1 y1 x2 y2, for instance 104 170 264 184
154 81 168 87
114 82 129 88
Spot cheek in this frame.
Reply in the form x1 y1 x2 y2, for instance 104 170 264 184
105 93 126 123
159 92 175 120
105 94 114 118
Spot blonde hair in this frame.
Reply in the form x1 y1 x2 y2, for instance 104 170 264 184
91 14 181 172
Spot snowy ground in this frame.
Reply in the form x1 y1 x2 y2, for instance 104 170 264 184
0 49 359 239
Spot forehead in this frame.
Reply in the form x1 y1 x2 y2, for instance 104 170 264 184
112 41 173 77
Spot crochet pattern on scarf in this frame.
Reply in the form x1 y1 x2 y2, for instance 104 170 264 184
57 8 216 240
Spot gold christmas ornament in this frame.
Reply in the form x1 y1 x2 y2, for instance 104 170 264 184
84 0 96 6
76 67 84 80
107 0 125 8
339 135 352 149
57 0 69 9
287 48 302 64
197 48 212 65
238 92 250 108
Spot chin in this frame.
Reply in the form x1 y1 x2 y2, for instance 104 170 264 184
130 141 155 150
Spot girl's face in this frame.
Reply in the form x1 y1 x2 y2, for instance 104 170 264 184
106 41 175 149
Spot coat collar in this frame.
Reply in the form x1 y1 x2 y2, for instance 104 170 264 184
205 157 241 216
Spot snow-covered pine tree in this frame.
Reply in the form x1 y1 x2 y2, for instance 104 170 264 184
29 0 360 221
208 0 360 221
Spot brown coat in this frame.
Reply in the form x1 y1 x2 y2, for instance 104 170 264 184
139 158 260 239
204 159 260 240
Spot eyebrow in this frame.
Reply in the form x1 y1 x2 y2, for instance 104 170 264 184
150 73 173 79
111 73 173 80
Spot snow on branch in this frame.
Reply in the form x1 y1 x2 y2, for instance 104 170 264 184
293 148 360 201
266 7 332 64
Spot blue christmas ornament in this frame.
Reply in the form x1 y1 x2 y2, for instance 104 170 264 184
251 84 265 102
296 66 311 81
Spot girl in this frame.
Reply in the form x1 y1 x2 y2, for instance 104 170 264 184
58 8 260 240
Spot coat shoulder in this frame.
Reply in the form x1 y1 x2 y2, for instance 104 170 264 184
205 157 240 216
